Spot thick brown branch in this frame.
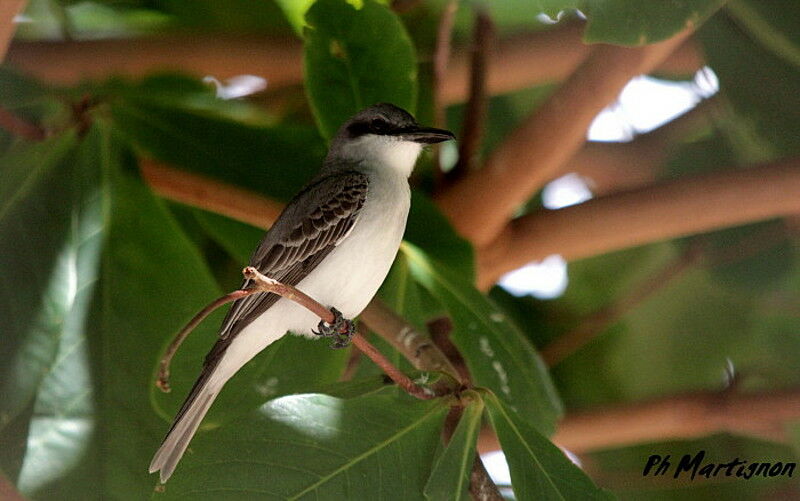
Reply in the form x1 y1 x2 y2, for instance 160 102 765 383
478 388 800 454
477 157 800 287
442 23 703 105
6 26 701 105
140 159 284 229
436 28 694 246
568 96 720 196
0 0 25 61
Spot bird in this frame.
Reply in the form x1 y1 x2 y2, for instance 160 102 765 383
149 103 455 482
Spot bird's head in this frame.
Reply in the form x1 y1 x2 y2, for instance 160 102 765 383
328 103 455 177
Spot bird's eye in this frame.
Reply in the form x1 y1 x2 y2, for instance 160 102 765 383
370 118 389 133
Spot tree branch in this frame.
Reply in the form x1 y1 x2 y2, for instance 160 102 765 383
436 28 695 246
431 0 458 182
359 299 465 384
445 8 492 185
6 25 701 105
477 157 800 288
568 96 720 196
0 0 25 61
0 105 45 140
441 23 703 105
157 266 440 400
479 388 800 454
541 244 703 366
140 159 284 229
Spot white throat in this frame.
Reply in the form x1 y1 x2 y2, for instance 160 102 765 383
337 134 422 177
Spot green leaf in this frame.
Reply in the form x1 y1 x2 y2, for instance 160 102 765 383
0 131 84 480
155 390 449 499
7 123 228 498
727 0 800 70
424 394 483 501
276 0 317 35
700 10 800 158
402 243 563 435
0 67 63 124
303 0 417 139
111 97 325 202
483 391 612 500
583 0 725 45
406 191 474 281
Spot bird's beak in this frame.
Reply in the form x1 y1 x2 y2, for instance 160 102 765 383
401 126 456 144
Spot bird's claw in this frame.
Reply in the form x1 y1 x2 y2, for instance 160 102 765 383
313 307 355 349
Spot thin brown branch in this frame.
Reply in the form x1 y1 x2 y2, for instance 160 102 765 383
479 388 800 454
436 28 695 246
156 266 439 400
477 157 800 288
431 0 458 182
140 159 284 230
541 244 703 366
6 26 701 105
0 105 45 140
446 8 492 185
0 0 25 61
156 288 258 392
432 0 458 128
6 35 303 91
442 23 703 105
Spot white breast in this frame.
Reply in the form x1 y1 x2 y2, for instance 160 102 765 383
284 168 411 332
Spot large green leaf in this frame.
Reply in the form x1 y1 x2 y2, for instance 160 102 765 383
406 190 474 280
303 0 417 139
727 0 800 69
424 393 483 501
0 131 84 481
402 243 563 435
6 123 228 498
484 391 612 500
111 93 325 202
154 390 448 499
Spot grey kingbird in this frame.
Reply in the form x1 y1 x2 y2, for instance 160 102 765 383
149 103 455 482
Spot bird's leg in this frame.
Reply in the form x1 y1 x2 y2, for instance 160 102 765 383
313 307 356 349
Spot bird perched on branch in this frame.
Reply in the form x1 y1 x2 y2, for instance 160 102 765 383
149 103 455 482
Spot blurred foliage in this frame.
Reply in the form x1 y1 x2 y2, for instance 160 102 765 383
2 0 800 499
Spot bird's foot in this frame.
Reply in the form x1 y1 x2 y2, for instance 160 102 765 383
313 307 355 349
